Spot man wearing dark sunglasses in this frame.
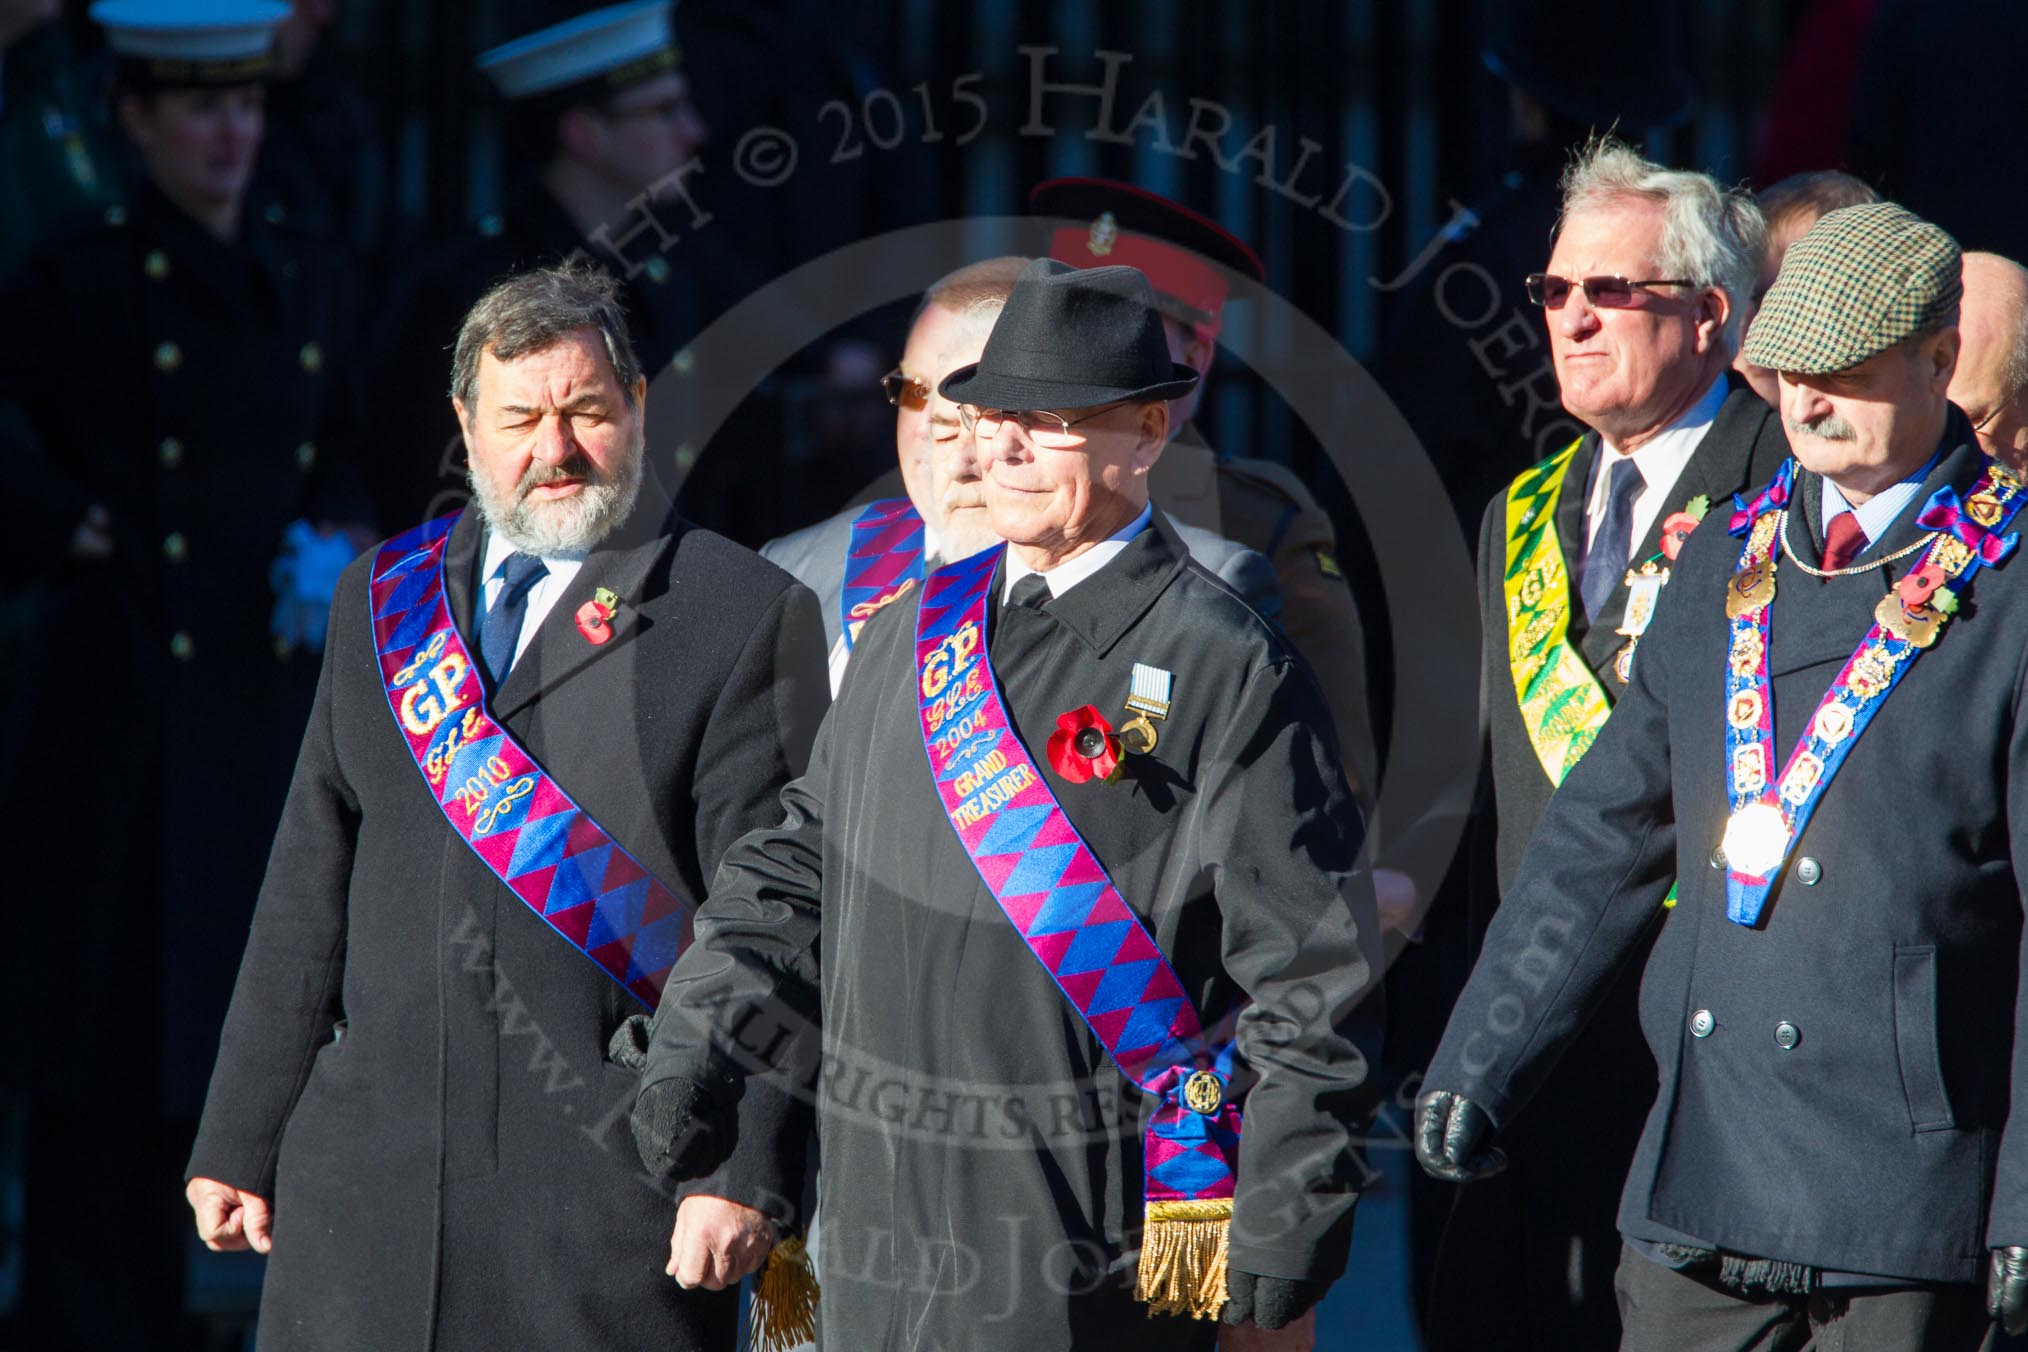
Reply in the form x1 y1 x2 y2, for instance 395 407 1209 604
761 257 1279 698
1423 136 1789 1352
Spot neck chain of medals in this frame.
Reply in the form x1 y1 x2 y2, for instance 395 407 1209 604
1716 460 2025 926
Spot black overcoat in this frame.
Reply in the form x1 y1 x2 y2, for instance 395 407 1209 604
642 512 1380 1350
0 182 363 1112
186 502 828 1348
1428 418 2028 1284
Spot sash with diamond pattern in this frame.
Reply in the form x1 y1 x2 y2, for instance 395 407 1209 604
841 497 927 653
368 515 690 1007
915 545 1240 1318
1719 459 2025 926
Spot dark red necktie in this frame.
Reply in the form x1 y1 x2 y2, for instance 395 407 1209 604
1821 510 1865 573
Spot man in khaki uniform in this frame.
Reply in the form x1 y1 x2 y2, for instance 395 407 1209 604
1031 177 1380 814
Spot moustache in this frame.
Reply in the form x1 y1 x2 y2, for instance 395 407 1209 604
1785 414 1857 443
515 454 602 499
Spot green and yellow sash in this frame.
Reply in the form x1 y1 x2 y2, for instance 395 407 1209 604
1503 438 1613 786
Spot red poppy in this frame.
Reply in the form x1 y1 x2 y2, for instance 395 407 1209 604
1897 562 1946 608
575 598 615 645
1047 704 1121 784
1660 511 1702 561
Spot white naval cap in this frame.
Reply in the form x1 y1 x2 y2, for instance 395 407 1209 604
476 0 680 102
90 0 289 81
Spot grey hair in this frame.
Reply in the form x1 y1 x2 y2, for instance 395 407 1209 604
1558 136 1767 358
449 257 643 409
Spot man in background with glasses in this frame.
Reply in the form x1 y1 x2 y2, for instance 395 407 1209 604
761 256 1279 698
359 0 746 529
1948 251 2028 474
1420 137 1789 1352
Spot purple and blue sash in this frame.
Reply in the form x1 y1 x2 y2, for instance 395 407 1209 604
841 498 927 653
915 546 1241 1318
368 515 690 1007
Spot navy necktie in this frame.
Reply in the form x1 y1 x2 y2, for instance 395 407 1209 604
992 572 1052 657
478 553 548 686
1582 457 1644 620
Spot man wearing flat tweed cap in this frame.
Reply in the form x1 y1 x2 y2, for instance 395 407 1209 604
1419 198 2028 1348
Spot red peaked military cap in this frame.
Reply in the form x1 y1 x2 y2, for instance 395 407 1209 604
1029 177 1264 334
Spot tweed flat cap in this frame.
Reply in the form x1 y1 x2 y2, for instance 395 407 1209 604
1742 202 1962 374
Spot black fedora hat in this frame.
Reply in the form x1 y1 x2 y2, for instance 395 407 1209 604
937 258 1199 411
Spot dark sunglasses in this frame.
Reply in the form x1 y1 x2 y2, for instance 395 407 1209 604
1525 273 1698 309
880 368 930 411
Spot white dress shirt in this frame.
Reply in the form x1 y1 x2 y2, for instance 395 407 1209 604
1819 457 1936 551
1585 376 1729 554
1002 503 1153 602
480 531 585 673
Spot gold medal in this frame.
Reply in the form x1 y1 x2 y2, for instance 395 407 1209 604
1874 593 1944 648
1727 689 1763 730
1779 752 1825 806
1846 644 1897 699
1730 628 1765 677
1968 492 2003 527
1720 801 1790 879
1615 642 1636 684
1726 559 1776 618
1618 563 1670 639
1182 1070 1224 1115
1931 536 1973 577
1812 701 1854 746
1732 743 1768 796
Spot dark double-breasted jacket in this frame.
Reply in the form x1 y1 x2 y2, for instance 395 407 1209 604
187 502 828 1348
1430 419 2028 1284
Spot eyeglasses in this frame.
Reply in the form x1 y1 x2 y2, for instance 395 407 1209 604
1525 273 1698 309
881 368 930 411
956 401 1129 448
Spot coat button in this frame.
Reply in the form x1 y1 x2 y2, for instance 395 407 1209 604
162 531 187 562
154 341 181 372
671 348 695 376
296 440 317 471
1709 847 1727 871
1774 1021 1800 1050
158 436 184 468
144 249 170 280
643 255 670 285
1690 1009 1715 1038
1795 857 1822 886
299 341 323 373
168 630 195 661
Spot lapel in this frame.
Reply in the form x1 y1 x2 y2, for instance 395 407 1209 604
1027 509 1193 660
1769 413 1982 677
1577 385 1774 666
459 493 682 722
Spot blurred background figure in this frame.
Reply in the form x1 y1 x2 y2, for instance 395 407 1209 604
1030 175 1382 821
361 0 729 527
0 0 123 274
250 0 381 262
0 1 369 1345
1734 169 1878 405
1950 251 2028 473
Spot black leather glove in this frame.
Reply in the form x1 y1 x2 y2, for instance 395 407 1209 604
1224 1269 1327 1330
629 1073 741 1182
1414 1089 1508 1182
1989 1245 2028 1335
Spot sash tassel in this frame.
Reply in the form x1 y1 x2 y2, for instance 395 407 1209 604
747 1236 820 1352
1135 1199 1232 1320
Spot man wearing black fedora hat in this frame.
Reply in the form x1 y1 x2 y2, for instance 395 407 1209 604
632 258 1380 1349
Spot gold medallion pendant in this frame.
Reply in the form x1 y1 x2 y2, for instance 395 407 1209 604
1873 593 1943 648
1727 559 1776 618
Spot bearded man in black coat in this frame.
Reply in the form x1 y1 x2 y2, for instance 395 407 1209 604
183 262 827 1349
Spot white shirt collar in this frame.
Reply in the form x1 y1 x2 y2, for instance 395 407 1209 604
1001 502 1153 602
1819 451 1940 547
478 530 587 671
1586 375 1729 553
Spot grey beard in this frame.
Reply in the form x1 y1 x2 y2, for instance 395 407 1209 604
467 446 643 556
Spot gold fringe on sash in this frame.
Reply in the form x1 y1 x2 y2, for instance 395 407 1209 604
746 1234 819 1352
1135 1198 1232 1320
